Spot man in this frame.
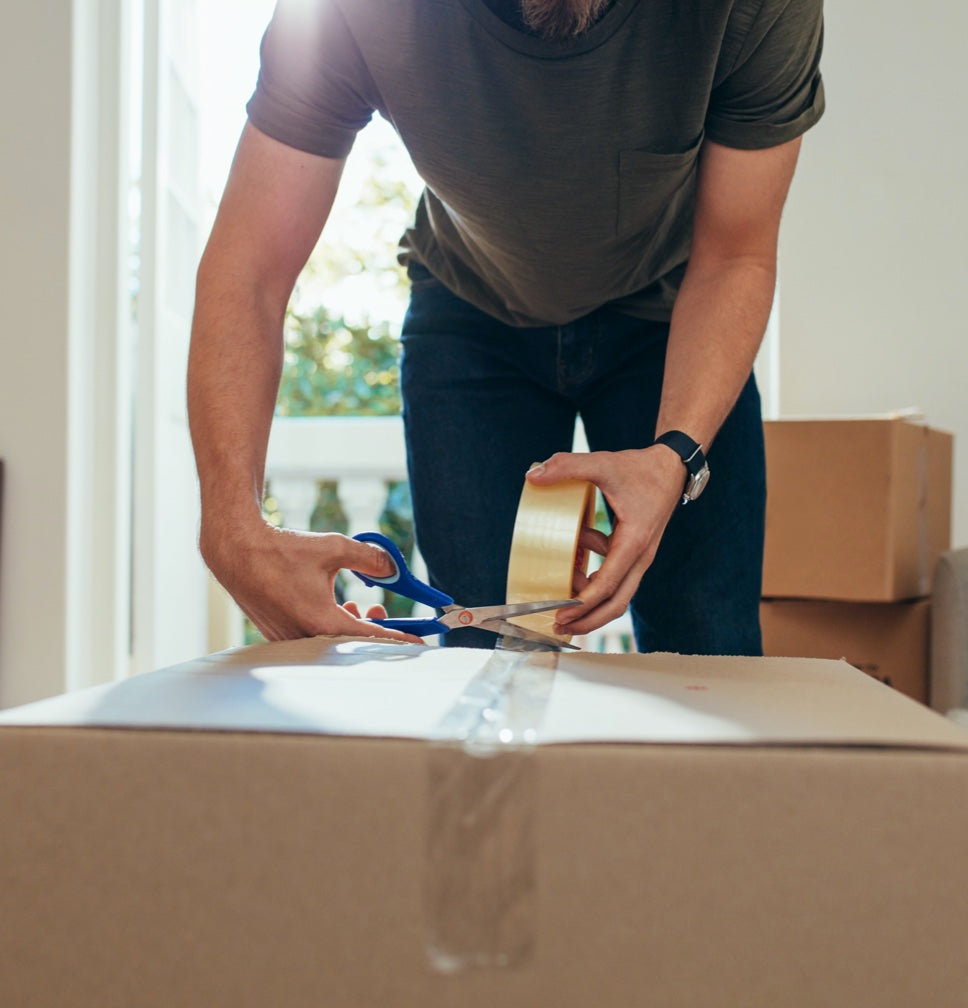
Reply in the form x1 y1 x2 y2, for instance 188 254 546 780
188 0 824 651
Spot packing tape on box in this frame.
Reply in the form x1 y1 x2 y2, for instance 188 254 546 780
424 476 594 973
424 647 557 973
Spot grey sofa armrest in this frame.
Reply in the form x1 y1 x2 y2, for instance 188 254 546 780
931 548 968 713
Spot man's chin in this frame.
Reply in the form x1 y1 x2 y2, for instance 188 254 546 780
520 0 611 40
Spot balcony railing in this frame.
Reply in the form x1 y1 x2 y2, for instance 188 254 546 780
210 415 633 652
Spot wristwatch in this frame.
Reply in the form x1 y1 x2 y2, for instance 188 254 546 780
653 430 710 504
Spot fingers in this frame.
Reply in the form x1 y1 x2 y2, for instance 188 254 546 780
572 527 609 593
557 546 651 636
341 600 389 621
578 524 609 557
555 564 644 636
340 599 424 645
568 521 642 631
245 594 420 644
329 607 425 645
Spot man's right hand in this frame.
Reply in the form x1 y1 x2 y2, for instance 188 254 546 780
200 520 425 644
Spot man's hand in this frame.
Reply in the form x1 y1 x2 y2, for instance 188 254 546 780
201 520 424 644
524 447 686 635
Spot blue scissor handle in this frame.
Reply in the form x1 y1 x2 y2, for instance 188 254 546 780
371 617 449 636
351 531 454 610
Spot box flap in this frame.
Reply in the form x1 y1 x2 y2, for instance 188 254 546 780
2 638 967 750
773 408 926 423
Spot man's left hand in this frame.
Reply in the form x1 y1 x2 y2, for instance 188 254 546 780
524 447 685 635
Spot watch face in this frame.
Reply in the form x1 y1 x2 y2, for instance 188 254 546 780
685 464 710 502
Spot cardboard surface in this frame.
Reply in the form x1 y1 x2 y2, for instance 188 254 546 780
2 636 966 748
761 597 931 704
931 548 968 713
4 638 968 1007
762 417 953 601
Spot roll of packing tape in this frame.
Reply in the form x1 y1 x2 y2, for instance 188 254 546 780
505 474 596 644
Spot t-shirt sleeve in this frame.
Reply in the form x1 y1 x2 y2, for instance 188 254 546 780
706 0 825 150
245 0 376 159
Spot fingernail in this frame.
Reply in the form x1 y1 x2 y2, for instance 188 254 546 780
528 461 546 476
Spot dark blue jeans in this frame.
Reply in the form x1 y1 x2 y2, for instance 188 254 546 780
400 263 765 655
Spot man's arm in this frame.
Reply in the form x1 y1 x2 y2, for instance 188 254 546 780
528 136 803 635
188 122 420 643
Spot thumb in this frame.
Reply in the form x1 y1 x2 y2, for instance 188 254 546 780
525 452 599 486
339 536 398 581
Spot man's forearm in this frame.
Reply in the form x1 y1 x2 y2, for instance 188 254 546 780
187 270 286 555
655 137 801 452
188 126 349 553
656 253 776 451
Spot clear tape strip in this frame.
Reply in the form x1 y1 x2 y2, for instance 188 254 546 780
424 645 558 974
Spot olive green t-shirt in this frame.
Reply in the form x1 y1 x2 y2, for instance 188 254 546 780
248 0 825 327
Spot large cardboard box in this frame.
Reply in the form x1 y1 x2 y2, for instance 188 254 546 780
4 638 968 1008
762 416 953 601
761 597 931 704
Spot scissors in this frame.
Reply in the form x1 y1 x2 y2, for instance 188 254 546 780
350 531 581 650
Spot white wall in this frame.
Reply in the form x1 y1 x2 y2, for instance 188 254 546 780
779 1 968 543
0 0 207 709
0 2 75 707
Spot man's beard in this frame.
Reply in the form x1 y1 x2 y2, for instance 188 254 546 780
520 0 611 40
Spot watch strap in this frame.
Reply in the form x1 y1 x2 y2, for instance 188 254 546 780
653 430 710 504
653 430 705 477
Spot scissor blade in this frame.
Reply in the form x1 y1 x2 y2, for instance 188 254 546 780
500 598 582 618
440 598 580 626
484 619 580 650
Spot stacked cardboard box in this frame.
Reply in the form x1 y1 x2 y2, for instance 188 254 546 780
760 416 954 704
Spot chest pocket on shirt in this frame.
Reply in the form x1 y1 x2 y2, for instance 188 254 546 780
616 132 703 241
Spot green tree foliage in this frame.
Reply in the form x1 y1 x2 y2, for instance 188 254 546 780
276 313 401 417
276 143 415 420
